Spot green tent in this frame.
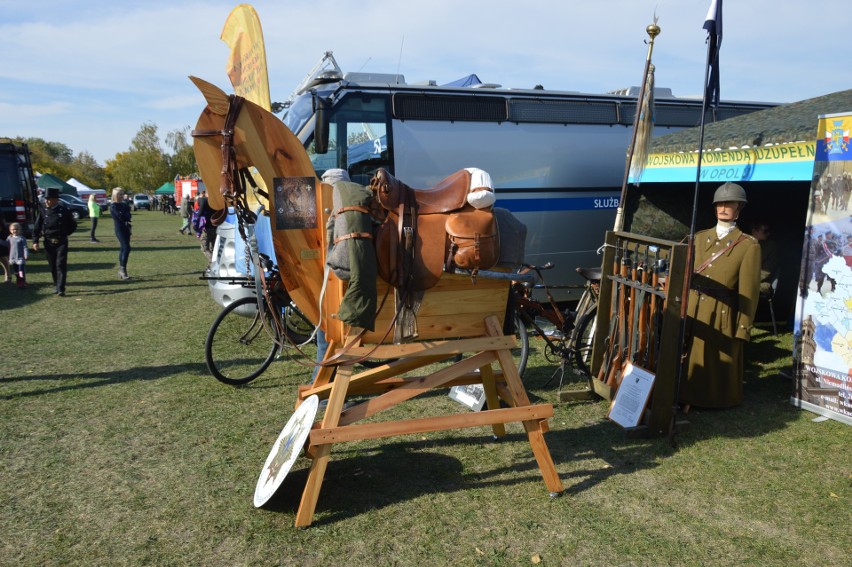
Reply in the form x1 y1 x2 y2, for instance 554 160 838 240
154 182 175 195
37 173 78 196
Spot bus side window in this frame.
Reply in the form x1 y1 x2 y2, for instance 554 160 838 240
346 122 388 185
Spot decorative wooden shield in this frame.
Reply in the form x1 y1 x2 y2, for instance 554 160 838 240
253 395 319 508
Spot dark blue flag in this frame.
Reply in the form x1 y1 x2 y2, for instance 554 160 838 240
703 0 723 109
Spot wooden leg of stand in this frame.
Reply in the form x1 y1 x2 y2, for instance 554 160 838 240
485 317 531 406
485 316 563 495
295 365 353 527
480 363 506 437
522 419 564 494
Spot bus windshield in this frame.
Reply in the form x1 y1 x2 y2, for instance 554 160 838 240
282 94 314 136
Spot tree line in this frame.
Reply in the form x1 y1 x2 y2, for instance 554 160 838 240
14 122 198 194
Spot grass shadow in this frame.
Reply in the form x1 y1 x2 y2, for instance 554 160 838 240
1 362 208 399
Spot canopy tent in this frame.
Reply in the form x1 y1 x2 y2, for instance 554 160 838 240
66 177 94 192
37 173 78 196
622 90 852 329
154 182 175 195
631 89 852 184
443 74 482 87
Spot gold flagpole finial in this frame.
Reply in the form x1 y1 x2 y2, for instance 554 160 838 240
647 22 661 41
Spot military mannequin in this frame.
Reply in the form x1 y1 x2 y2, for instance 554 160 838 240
33 187 77 296
681 182 761 409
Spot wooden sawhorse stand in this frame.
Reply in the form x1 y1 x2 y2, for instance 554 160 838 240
291 315 564 527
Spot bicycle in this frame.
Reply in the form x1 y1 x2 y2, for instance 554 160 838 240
511 262 600 383
204 253 315 385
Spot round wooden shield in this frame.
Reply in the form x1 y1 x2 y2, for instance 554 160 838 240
253 395 319 508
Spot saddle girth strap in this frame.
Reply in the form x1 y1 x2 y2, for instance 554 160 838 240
333 232 373 244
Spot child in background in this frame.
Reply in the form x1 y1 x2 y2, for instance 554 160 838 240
7 222 29 287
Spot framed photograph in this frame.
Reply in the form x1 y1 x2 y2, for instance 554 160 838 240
272 176 318 230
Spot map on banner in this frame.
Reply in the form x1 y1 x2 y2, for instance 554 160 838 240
793 111 852 425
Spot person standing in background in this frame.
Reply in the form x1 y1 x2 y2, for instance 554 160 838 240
749 221 778 294
110 188 133 280
88 194 101 243
33 187 77 296
195 191 216 262
179 194 193 235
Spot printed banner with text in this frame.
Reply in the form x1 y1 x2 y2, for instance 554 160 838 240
792 111 852 425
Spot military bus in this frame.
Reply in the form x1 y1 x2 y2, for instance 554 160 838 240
279 53 775 299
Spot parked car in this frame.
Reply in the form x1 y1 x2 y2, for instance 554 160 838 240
57 194 89 220
132 194 151 210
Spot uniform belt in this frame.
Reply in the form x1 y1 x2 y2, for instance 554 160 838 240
692 284 738 301
45 238 64 245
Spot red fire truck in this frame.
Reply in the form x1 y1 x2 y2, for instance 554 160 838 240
175 176 202 203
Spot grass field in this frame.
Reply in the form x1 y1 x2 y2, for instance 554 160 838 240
1 211 849 566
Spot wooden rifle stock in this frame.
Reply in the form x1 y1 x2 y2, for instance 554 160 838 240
606 250 631 388
597 242 623 384
604 330 622 388
625 243 640 362
636 248 651 365
647 253 661 369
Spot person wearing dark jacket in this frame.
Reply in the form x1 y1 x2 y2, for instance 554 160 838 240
195 191 217 261
33 187 77 296
110 187 133 279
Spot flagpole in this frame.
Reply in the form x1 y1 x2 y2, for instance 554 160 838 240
669 8 719 445
613 20 661 233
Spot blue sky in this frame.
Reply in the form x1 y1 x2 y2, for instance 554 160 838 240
1 0 849 165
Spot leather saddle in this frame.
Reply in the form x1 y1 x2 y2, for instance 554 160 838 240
375 168 471 214
370 168 499 292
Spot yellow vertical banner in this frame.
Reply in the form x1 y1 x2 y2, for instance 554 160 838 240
220 4 271 111
220 4 271 209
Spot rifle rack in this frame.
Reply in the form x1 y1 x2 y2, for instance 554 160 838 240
560 231 688 437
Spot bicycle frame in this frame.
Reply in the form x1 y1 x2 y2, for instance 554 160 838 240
512 263 600 377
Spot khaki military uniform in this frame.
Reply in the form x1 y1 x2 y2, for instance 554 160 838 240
682 226 761 408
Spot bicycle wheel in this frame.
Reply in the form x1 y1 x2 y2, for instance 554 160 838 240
512 311 529 378
206 297 279 385
573 306 597 376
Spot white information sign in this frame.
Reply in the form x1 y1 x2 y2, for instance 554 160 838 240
608 363 656 428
